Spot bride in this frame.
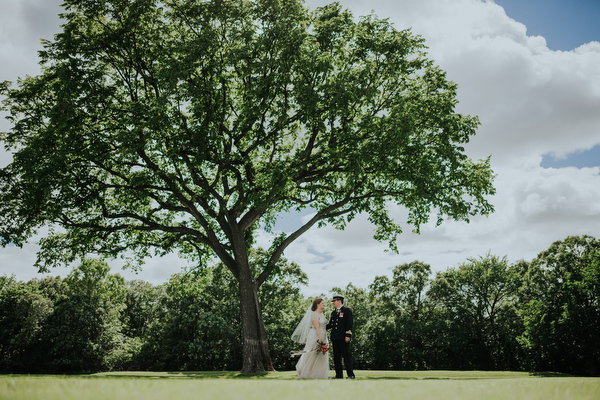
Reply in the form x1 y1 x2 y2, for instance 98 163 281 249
291 298 330 379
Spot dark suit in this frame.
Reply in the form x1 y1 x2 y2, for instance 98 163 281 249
327 306 354 378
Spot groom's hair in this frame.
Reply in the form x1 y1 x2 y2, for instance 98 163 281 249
311 298 323 311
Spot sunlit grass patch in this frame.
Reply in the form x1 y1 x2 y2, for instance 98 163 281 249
2 371 599 400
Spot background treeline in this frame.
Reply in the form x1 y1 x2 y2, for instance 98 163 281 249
1 236 598 376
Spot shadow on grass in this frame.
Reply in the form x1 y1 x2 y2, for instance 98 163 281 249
90 370 578 380
528 371 576 378
91 371 287 380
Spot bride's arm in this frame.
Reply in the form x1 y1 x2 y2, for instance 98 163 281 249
312 315 323 342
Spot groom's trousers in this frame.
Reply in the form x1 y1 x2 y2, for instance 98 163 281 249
332 339 354 378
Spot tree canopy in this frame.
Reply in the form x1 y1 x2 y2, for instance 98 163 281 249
519 235 600 375
0 0 495 372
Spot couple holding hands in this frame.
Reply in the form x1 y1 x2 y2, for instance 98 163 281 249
291 295 355 380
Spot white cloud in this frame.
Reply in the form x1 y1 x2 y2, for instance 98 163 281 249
283 0 600 294
0 0 62 78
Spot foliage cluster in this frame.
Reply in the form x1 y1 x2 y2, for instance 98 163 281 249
342 235 600 377
0 250 307 373
1 235 598 376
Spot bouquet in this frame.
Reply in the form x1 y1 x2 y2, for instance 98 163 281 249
290 340 329 357
316 340 329 355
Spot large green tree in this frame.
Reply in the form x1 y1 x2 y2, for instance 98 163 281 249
429 254 521 369
519 236 600 376
0 0 494 372
364 261 436 369
0 276 53 372
42 259 130 372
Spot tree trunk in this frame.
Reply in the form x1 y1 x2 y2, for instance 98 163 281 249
586 353 600 377
238 271 274 373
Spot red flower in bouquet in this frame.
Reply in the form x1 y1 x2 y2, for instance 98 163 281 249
317 340 329 354
290 340 330 357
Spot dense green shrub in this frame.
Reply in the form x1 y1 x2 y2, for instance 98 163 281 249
0 237 598 375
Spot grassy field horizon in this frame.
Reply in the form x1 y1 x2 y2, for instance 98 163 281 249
2 370 599 400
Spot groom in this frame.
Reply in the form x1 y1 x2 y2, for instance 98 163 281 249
327 295 355 379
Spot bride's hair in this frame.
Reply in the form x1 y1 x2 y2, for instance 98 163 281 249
311 298 323 311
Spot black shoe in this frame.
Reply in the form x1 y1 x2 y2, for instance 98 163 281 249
347 376 355 379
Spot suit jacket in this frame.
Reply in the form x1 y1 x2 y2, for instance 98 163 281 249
327 306 353 341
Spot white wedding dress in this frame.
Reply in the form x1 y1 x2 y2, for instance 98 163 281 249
295 312 330 379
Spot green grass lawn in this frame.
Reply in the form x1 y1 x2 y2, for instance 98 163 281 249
2 370 599 400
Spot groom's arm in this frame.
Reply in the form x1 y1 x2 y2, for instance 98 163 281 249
345 308 353 342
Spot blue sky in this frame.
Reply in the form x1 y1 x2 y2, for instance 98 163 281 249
541 145 600 168
496 0 600 51
1 0 599 296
